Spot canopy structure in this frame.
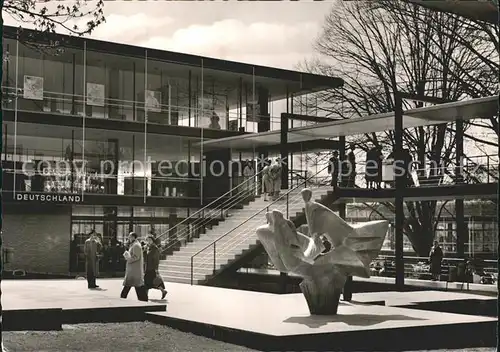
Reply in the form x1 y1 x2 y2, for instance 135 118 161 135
200 95 499 151
406 0 499 24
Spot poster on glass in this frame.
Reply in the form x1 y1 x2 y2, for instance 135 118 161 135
246 102 260 122
86 83 105 107
23 75 44 100
145 90 162 112
198 97 214 128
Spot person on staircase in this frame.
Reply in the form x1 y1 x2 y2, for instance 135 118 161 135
262 162 272 201
328 150 340 191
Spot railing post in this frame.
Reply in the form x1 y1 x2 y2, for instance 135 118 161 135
486 156 490 183
190 256 194 285
213 242 216 274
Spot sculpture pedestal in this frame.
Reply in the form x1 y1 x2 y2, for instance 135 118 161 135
299 276 345 315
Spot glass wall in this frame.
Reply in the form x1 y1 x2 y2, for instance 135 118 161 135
70 205 200 272
1 122 202 197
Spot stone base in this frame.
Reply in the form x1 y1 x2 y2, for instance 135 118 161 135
300 277 345 315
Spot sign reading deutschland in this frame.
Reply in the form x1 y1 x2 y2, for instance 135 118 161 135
15 192 82 203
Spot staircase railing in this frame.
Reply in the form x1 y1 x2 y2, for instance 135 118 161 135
189 164 331 284
462 154 499 184
156 169 265 255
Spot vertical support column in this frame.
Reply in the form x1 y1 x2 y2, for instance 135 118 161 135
132 62 136 121
280 113 288 190
71 53 76 115
71 130 75 193
394 93 405 289
168 213 179 253
455 118 465 258
188 70 192 127
338 136 346 219
131 134 135 195
108 68 120 119
238 77 243 132
106 139 119 195
128 207 134 233
338 136 351 300
257 87 270 133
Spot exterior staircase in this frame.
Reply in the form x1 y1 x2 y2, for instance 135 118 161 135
159 185 332 284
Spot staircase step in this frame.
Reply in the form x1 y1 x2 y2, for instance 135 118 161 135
162 274 203 284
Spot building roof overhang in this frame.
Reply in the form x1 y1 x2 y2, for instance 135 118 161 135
199 95 499 151
405 0 499 24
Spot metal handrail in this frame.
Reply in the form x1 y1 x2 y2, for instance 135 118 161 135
189 164 331 284
155 168 265 252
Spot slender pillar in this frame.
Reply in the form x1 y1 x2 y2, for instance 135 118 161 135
71 53 76 115
257 87 270 132
132 62 136 122
455 119 465 257
71 130 75 192
394 93 405 289
188 70 192 127
280 113 288 190
128 207 134 233
238 77 243 131
338 136 346 218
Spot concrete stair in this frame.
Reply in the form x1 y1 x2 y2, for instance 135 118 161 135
160 186 331 284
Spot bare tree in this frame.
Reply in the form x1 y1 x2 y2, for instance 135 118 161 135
378 0 499 145
300 0 496 255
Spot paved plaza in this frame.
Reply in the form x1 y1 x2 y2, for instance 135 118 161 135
2 279 497 351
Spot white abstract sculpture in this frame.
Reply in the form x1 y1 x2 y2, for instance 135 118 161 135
256 188 389 315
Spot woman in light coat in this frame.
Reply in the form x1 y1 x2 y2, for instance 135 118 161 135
120 232 148 301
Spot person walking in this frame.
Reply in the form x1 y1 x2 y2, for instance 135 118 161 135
429 240 444 281
121 232 148 301
84 230 102 289
144 235 167 300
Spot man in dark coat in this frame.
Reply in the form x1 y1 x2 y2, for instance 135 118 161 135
84 231 102 289
328 151 340 189
429 240 443 281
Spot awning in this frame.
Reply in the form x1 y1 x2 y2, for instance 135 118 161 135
405 0 499 24
199 95 498 150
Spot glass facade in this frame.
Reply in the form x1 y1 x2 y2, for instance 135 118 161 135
1 35 299 132
69 205 201 272
1 31 318 202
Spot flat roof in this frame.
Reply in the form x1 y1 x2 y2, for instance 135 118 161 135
199 95 499 150
406 0 498 24
3 26 343 102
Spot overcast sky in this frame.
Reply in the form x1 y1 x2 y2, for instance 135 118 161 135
3 1 334 70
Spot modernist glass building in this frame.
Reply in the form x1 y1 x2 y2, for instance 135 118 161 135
2 26 497 276
1 26 343 274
